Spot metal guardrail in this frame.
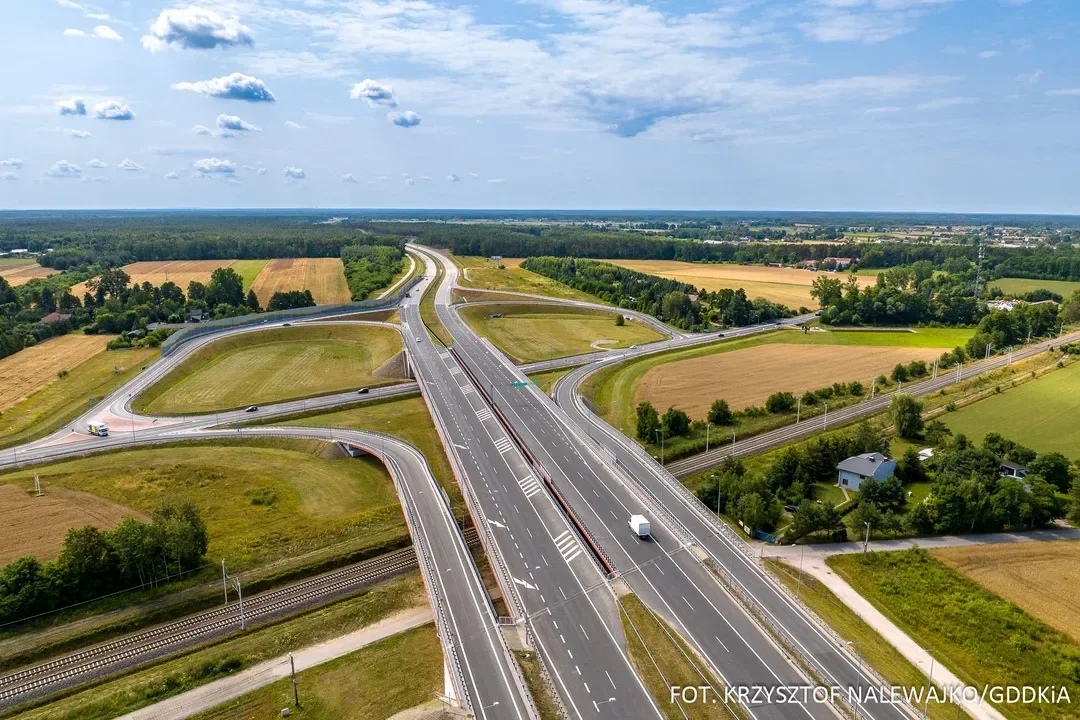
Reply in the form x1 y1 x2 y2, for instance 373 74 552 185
160 277 421 356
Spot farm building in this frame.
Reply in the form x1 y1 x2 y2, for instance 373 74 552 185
836 452 896 491
999 460 1028 479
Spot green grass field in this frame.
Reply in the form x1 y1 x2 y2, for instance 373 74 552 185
135 325 403 415
829 550 1080 720
460 303 666 364
989 277 1080 298
455 255 602 302
233 259 271 290
283 395 459 506
766 560 962 720
0 347 159 449
0 439 406 572
940 360 1080 460
191 625 442 720
10 575 428 720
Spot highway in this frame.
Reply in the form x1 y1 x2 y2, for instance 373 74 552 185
402 251 663 719
1 272 537 719
420 245 867 720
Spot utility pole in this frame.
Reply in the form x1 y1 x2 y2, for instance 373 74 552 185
863 522 872 556
796 396 801 423
655 429 665 466
823 402 828 430
290 652 300 707
222 559 228 603
932 358 937 379
705 422 711 453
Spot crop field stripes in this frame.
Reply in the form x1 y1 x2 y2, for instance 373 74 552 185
518 474 543 499
552 529 584 563
0 529 479 708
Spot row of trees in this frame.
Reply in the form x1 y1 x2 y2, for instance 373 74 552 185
521 257 790 330
0 502 208 624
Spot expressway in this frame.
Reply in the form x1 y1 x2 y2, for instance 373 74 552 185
401 251 663 719
420 245 867 720
1 272 537 719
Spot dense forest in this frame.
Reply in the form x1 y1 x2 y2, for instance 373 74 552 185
521 257 791 330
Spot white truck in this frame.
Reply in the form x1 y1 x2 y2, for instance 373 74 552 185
628 514 650 539
87 420 109 437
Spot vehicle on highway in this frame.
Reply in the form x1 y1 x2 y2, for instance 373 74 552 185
87 420 109 437
628 514 651 539
282 322 292 327
245 405 259 412
629 344 637 349
357 387 369 394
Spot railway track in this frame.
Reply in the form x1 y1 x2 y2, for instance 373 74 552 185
0 527 479 708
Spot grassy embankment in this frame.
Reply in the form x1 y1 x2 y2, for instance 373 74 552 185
133 324 403 415
5 575 429 720
454 255 602 302
0 438 411 671
0 345 159 449
766 560 966 720
190 625 442 720
619 594 738 720
460 303 666 364
583 327 973 464
828 550 1080 720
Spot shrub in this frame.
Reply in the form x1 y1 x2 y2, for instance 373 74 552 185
765 391 796 414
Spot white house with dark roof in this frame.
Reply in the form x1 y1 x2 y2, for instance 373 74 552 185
836 452 897 491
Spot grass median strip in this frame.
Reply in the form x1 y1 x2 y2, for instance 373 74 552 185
618 594 738 720
5 574 428 720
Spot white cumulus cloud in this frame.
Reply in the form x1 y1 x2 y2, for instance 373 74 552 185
193 157 236 175
92 100 135 120
90 175 109 184
447 173 460 182
192 125 212 135
172 73 275 103
164 171 180 180
45 161 82 179
118 158 144 171
341 173 359 183
284 120 306 129
142 7 253 53
350 79 397 107
216 114 260 134
58 98 87 116
1 172 17 181
256 167 268 176
93 25 122 41
63 29 86 37
68 129 92 138
0 158 24 168
388 110 421 128
283 167 306 180
87 158 107 168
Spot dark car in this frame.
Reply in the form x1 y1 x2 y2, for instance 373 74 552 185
357 388 369 394
245 406 259 412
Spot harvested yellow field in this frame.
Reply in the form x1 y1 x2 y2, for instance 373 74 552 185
0 333 114 411
0 484 143 564
69 259 268 297
932 541 1080 642
606 259 875 309
249 258 351 305
0 262 55 286
634 343 944 419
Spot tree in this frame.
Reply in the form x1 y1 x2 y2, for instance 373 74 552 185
849 501 883 536
267 290 316 311
636 402 660 442
1069 475 1080 525
245 289 261 312
88 267 130 299
55 526 116 599
895 448 928 485
205 267 245 307
152 502 208 576
1062 289 1080 325
765 391 796 414
889 393 924 439
859 476 906 513
614 314 625 327
1028 452 1074 493
810 276 843 309
661 407 691 437
707 399 733 425
890 363 909 383
187 281 207 302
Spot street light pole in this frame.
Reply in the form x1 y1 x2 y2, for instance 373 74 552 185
655 429 665 466
922 652 935 720
706 422 711 453
823 402 828 430
848 641 864 720
796 396 801 423
863 522 871 556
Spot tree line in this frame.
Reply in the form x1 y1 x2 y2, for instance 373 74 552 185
521 256 790 330
0 502 208 625
341 240 406 300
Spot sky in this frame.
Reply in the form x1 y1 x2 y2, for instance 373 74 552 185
0 0 1077 213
